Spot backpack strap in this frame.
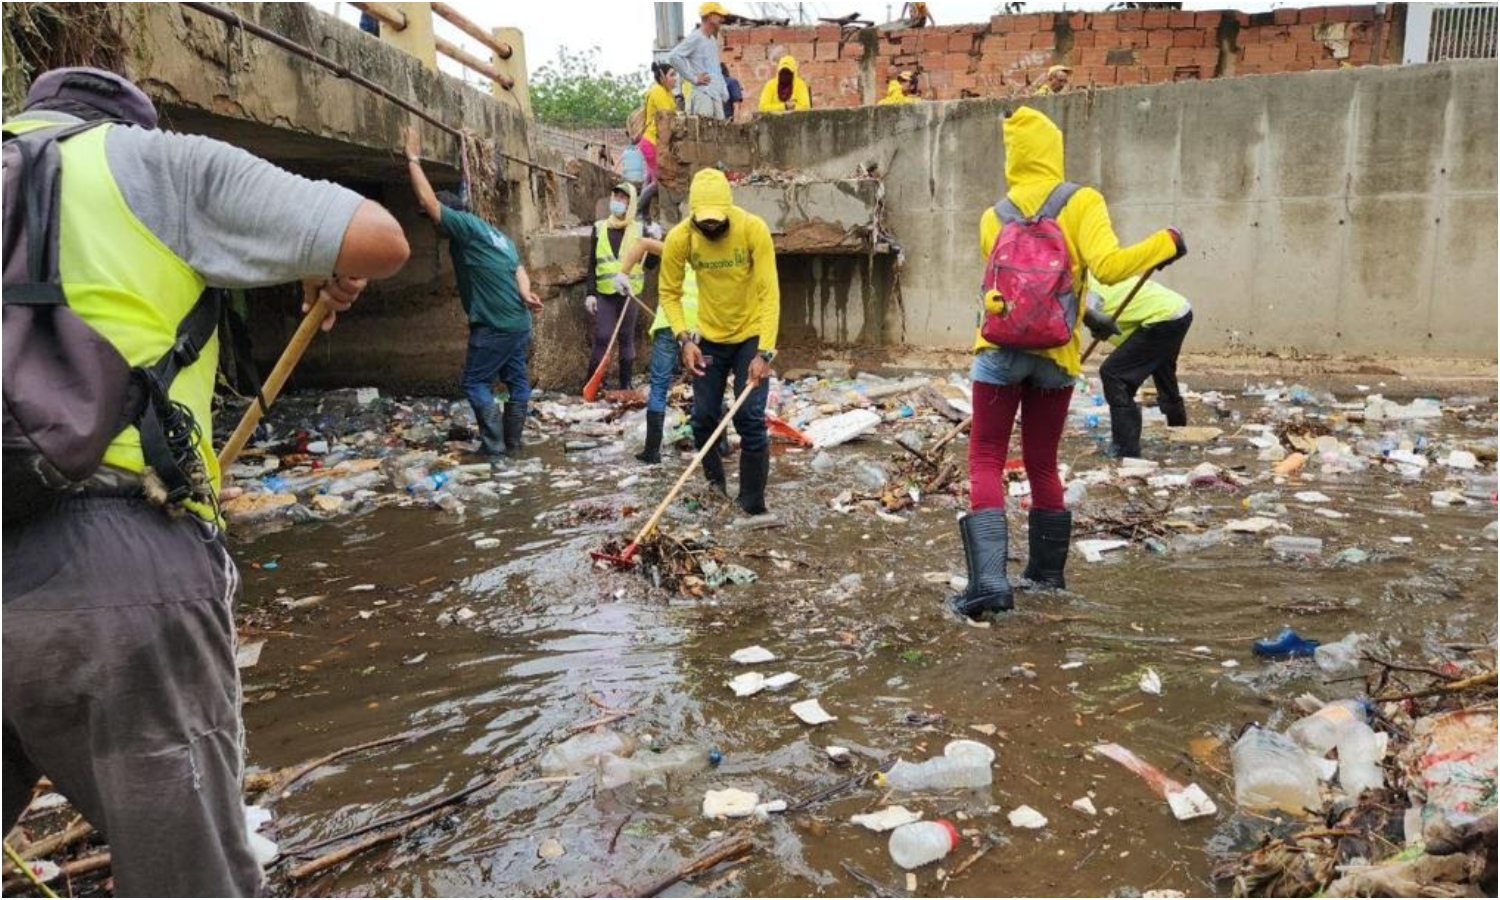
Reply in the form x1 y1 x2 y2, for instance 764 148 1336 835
3 121 114 307
992 181 1081 227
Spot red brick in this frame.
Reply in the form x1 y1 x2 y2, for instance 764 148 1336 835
1269 41 1297 62
1118 65 1148 84
1079 47 1111 67
1273 8 1298 25
1148 28 1174 48
1169 11 1196 29
1142 10 1171 29
1241 44 1272 64
1069 12 1088 30
787 41 815 61
1013 14 1044 32
917 31 944 52
1092 15 1117 33
1003 32 1032 50
815 24 840 41
814 41 839 62
946 51 972 72
1173 29 1206 47
1347 5 1376 22
1117 10 1144 30
1195 12 1223 29
1071 31 1097 48
1137 47 1168 67
1092 66 1120 85
840 40 868 60
949 33 975 53
988 14 1008 31
1298 7 1328 24
1297 40 1329 60
1031 33 1056 50
1166 46 1200 64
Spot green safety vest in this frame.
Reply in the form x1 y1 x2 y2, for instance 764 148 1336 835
594 219 645 295
5 118 220 520
651 263 699 334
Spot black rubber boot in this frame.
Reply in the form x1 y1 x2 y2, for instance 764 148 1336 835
477 403 506 458
619 357 634 391
1021 509 1072 592
1158 399 1187 428
502 401 527 456
1108 403 1143 459
700 436 728 494
637 410 664 464
736 448 770 515
946 509 1014 619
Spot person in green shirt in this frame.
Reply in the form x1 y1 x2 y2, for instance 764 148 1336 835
1083 273 1194 459
404 127 542 464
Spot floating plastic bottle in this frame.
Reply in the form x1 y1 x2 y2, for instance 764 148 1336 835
1231 726 1322 814
882 740 994 792
538 730 638 776
404 469 450 495
1313 633 1366 675
1336 722 1385 798
1286 699 1368 756
888 820 959 870
599 746 709 789
1267 536 1324 558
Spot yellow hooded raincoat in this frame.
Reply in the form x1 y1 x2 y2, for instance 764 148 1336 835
976 107 1177 376
878 79 920 105
659 169 781 352
758 56 812 113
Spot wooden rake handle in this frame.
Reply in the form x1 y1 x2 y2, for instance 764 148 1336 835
217 281 331 473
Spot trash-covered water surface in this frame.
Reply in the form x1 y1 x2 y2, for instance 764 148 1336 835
16 371 1492 896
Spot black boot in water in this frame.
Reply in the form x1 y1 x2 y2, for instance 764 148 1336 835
736 448 770 515
477 404 506 458
700 438 728 494
637 410 664 464
502 401 527 456
946 508 1014 619
1158 399 1187 427
619 357 634 391
1021 509 1072 591
1108 403 1143 458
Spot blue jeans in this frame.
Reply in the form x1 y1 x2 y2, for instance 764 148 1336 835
692 337 769 453
462 326 532 417
646 328 679 414
970 347 1075 389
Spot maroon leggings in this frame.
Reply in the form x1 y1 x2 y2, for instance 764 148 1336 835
968 382 1074 512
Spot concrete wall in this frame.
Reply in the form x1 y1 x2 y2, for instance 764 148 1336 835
737 60 1496 360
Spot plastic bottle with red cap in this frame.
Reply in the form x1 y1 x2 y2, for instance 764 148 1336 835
888 820 960 869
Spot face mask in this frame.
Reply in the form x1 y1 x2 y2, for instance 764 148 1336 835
609 199 628 217
694 218 729 240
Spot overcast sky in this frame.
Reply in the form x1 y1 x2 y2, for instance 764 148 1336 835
322 1 1363 83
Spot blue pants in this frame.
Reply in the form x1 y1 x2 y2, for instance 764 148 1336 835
646 328 679 414
462 326 531 417
692 337 769 454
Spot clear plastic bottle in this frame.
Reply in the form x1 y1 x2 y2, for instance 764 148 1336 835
1267 535 1324 557
888 820 959 870
1336 722 1384 797
1231 726 1323 814
599 746 709 789
882 740 994 791
538 730 638 776
1286 699 1367 756
1313 634 1366 674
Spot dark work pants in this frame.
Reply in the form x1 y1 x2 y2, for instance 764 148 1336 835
1099 311 1194 410
3 498 263 897
463 325 532 423
691 337 769 454
588 293 639 379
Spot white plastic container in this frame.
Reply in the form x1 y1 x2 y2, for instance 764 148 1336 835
883 740 995 792
1313 634 1367 674
1232 726 1323 814
1336 722 1385 797
538 730 637 776
1286 699 1367 756
888 820 960 870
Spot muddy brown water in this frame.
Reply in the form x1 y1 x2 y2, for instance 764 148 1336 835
234 386 1497 897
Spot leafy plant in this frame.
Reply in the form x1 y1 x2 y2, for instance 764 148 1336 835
529 46 649 131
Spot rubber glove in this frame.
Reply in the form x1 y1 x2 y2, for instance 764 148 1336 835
1084 307 1122 342
1162 227 1187 267
611 272 633 296
584 295 598 315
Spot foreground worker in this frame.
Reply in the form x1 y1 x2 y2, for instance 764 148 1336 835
585 183 656 389
668 2 733 119
404 127 542 464
950 106 1183 620
878 70 922 104
758 55 812 113
1084 274 1194 458
2 68 409 896
658 169 781 514
615 237 701 464
1034 64 1072 95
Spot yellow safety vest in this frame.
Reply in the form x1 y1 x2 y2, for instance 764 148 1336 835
4 118 220 521
594 219 644 295
650 263 699 333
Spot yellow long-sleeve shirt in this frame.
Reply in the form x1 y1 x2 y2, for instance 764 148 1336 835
975 107 1177 376
659 171 780 351
642 83 675 145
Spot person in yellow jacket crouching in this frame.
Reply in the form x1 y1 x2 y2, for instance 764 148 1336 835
657 168 781 515
1082 274 1193 459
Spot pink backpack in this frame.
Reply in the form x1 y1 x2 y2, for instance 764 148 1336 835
979 181 1081 350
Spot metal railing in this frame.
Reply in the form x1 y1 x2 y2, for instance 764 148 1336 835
350 2 515 90
1404 2 1498 63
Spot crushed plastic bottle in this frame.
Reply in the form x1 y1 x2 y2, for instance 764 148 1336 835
1232 726 1323 814
1286 699 1369 756
1267 535 1324 558
538 730 638 776
882 739 995 791
599 746 709 789
888 820 959 870
1336 721 1385 797
405 469 450 495
1313 633 1367 674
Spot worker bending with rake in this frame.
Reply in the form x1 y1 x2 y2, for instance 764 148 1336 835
657 168 781 515
1084 274 1194 459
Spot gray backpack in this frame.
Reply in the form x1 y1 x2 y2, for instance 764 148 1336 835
2 120 221 522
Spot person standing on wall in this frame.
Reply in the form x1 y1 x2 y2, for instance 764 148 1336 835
403 127 543 467
584 182 660 391
722 63 744 120
668 3 733 120
1082 274 1194 459
3 68 410 897
657 168 781 514
949 106 1184 621
757 55 812 114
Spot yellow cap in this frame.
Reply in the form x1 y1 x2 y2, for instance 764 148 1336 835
689 168 733 222
699 1 730 18
1047 64 1072 75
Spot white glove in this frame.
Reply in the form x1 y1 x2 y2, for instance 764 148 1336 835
584 295 598 315
611 272 633 296
645 222 664 240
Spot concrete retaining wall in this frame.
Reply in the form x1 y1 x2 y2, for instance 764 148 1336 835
748 60 1496 359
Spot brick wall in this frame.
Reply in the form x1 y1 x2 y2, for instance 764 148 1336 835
719 4 1403 106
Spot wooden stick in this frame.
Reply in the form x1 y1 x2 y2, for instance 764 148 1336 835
631 833 754 898
18 819 93 862
255 727 421 802
1374 669 1496 702
217 281 330 473
431 2 513 60
930 415 971 454
2 851 110 893
948 838 997 878
285 770 506 857
841 861 909 898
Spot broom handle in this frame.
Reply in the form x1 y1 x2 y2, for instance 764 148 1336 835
628 379 759 545
217 281 330 473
